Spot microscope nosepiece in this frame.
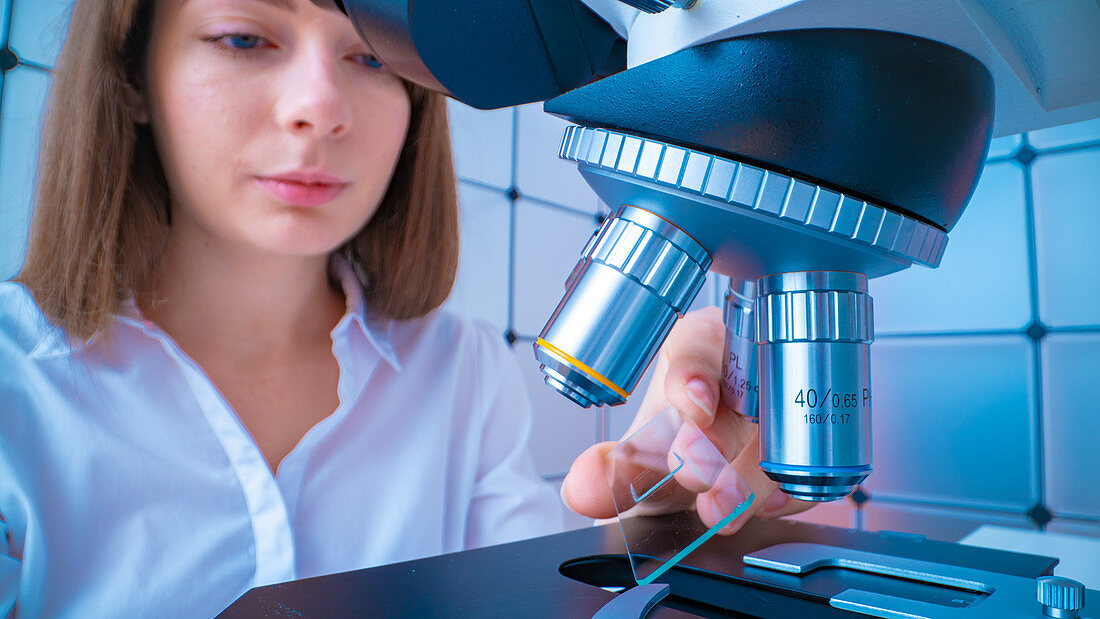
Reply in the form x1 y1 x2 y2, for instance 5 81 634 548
535 206 710 408
757 271 874 502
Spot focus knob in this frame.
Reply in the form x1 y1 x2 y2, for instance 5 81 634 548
1038 576 1085 618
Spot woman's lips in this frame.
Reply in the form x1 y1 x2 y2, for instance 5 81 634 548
254 177 348 207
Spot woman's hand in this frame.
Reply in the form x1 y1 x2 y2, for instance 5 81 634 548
559 306 815 532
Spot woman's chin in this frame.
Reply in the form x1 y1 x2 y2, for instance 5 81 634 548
239 224 360 259
241 211 370 259
244 235 350 260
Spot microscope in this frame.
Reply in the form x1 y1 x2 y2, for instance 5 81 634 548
310 0 1100 506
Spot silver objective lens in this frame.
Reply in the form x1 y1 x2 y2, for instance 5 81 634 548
721 280 759 421
535 206 711 407
757 271 874 502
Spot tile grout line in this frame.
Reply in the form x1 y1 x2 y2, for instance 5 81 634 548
869 492 1034 516
512 322 1100 344
1019 135 1048 527
456 176 510 195
875 325 1100 340
520 191 601 220
505 107 518 341
1033 138 1100 158
0 0 11 124
18 59 50 73
988 137 1100 164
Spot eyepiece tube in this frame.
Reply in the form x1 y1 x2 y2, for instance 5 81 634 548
757 271 874 502
535 206 711 408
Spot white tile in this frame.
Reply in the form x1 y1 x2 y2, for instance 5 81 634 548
1029 118 1100 150
960 523 1100 590
1 0 9 43
0 67 50 280
862 335 1037 510
10 0 72 66
987 134 1021 159
544 476 596 532
870 162 1031 333
862 502 1034 543
447 100 513 190
1032 149 1100 328
511 197 600 336
514 345 599 478
1048 519 1100 540
443 182 511 331
1042 332 1100 519
514 103 601 213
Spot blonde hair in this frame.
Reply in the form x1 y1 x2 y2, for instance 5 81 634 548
17 0 459 341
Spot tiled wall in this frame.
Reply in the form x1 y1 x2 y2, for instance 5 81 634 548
3 0 1099 539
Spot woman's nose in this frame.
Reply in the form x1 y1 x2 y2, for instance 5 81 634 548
274 50 353 139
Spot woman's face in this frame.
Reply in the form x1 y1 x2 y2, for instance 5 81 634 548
142 0 411 258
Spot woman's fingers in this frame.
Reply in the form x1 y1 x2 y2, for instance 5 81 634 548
563 307 746 521
697 432 815 534
561 306 820 530
563 437 700 520
563 413 815 529
660 306 726 429
560 441 619 519
756 491 817 520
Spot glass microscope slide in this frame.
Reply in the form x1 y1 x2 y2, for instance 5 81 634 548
605 407 754 585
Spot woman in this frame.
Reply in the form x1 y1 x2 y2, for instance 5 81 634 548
0 0 808 615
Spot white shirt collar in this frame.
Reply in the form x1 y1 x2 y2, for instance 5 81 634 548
29 256 402 371
329 255 402 372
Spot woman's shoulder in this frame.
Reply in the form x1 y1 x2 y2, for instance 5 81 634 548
387 308 515 371
0 281 56 355
390 307 509 352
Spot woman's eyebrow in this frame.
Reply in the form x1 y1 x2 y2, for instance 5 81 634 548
181 0 297 13
248 0 296 12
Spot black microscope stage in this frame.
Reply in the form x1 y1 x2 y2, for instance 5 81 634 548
218 515 1095 617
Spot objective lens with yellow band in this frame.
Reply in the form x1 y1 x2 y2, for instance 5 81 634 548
534 205 711 408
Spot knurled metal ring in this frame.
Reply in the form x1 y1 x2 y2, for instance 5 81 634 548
559 125 948 268
757 290 874 344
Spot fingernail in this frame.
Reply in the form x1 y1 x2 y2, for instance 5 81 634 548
759 490 788 516
560 475 574 511
684 379 713 415
711 481 749 525
684 437 724 487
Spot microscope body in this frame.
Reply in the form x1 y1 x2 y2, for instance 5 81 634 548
533 24 989 500
312 0 1100 501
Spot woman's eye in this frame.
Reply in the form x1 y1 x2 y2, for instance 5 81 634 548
226 34 262 50
353 54 385 70
204 32 269 53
